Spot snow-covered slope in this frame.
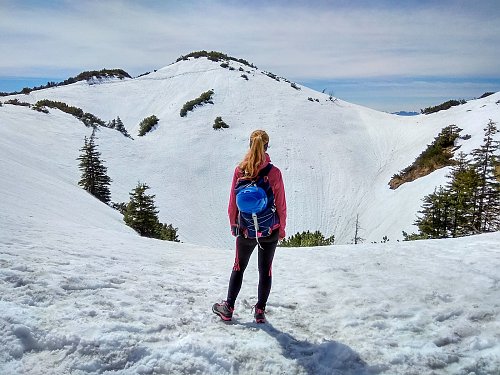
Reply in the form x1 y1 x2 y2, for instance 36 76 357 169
0 112 499 373
3 56 499 246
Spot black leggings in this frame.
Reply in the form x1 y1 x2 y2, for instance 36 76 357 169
226 231 279 310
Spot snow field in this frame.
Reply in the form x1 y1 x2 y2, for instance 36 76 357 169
1 220 499 374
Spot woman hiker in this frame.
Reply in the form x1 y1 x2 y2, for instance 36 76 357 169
212 129 287 323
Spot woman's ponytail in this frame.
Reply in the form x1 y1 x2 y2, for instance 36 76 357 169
239 130 269 178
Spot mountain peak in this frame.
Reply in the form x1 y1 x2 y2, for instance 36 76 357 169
175 50 257 69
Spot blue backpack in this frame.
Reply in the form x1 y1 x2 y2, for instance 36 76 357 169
235 163 278 240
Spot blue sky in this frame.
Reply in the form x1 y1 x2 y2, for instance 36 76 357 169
1 0 499 112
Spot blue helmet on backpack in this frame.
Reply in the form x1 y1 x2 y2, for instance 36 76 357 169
236 185 268 214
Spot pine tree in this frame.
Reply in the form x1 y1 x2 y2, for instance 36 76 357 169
115 116 131 138
415 188 448 238
124 182 161 238
445 153 481 237
77 132 112 204
123 182 180 241
115 117 123 131
470 119 500 232
158 223 180 242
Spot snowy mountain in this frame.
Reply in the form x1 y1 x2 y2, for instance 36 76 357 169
1 55 499 374
2 55 499 247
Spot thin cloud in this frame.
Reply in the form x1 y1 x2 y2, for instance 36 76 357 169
1 1 499 79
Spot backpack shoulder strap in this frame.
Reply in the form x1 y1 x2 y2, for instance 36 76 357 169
258 163 273 177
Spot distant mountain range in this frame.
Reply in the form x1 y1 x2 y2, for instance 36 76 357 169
392 111 420 116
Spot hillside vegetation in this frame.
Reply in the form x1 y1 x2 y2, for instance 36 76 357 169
176 50 257 69
33 99 107 127
389 125 465 189
180 90 214 117
421 99 467 114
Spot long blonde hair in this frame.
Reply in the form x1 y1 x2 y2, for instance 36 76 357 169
239 130 269 179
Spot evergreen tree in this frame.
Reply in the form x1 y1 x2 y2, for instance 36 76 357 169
415 187 452 238
124 182 160 238
414 191 437 239
470 119 500 232
114 116 131 138
115 117 123 131
123 183 181 241
445 153 481 237
77 132 112 204
158 223 180 242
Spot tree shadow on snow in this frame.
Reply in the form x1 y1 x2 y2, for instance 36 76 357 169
240 322 380 375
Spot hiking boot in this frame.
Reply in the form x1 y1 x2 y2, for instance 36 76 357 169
212 301 234 321
254 306 266 323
